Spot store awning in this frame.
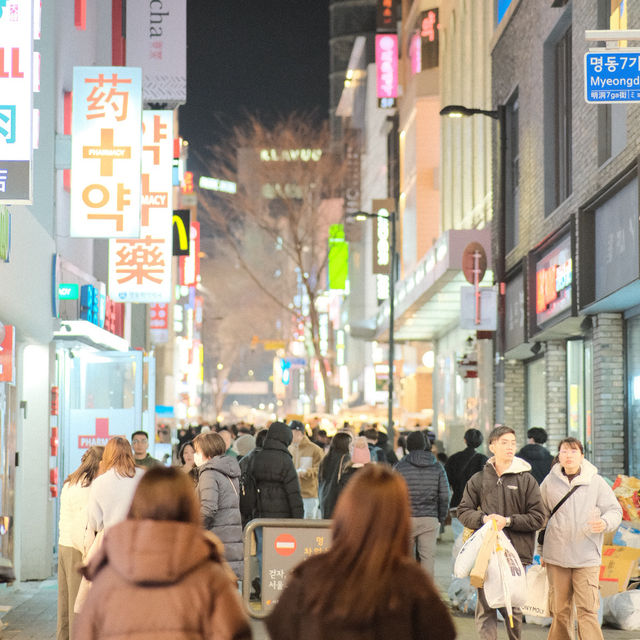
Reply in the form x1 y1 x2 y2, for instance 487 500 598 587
374 228 493 342
53 320 130 351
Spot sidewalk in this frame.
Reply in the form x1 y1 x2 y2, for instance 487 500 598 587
1 531 640 639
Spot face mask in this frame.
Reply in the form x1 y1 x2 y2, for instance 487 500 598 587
193 452 205 467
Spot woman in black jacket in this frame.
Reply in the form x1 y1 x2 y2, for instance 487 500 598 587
318 432 352 518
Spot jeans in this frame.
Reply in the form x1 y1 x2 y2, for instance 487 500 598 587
475 585 523 640
303 497 319 519
410 516 440 576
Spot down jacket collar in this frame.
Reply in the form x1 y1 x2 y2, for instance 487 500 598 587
405 450 438 468
486 455 532 476
84 519 225 585
548 457 598 486
199 454 241 479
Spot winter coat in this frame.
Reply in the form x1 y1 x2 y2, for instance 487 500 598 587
394 451 450 522
289 435 324 498
251 423 304 519
59 482 90 552
72 519 251 640
266 553 456 640
444 446 488 508
197 455 243 579
540 459 622 568
457 456 545 565
318 451 350 518
517 443 553 484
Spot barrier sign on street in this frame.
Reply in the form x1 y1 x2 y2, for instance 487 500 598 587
585 50 640 103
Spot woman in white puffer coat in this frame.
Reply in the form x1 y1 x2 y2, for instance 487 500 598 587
540 437 621 640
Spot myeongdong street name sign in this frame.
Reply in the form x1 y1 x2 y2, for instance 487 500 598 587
585 50 640 103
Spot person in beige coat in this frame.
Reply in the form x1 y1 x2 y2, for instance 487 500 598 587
72 467 251 640
288 420 324 518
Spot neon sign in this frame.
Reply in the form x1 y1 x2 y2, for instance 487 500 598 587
536 258 572 313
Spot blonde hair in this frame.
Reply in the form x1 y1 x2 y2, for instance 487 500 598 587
100 437 136 478
65 446 104 487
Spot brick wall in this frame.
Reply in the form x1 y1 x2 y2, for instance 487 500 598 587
504 360 525 441
545 340 567 454
592 313 625 478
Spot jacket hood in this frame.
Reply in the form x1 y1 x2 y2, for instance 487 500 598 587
265 421 292 447
85 520 223 585
487 455 532 475
518 443 552 461
549 457 598 485
200 454 241 479
406 450 438 468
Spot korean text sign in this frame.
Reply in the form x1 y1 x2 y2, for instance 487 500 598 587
376 34 398 99
71 66 142 238
0 0 33 203
108 110 173 302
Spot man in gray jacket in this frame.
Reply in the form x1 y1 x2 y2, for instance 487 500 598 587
457 425 545 640
394 431 449 575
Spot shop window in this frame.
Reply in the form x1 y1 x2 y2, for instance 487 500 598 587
626 316 640 475
526 357 546 430
567 339 591 454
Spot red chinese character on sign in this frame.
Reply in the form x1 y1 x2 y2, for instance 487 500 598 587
84 73 132 121
421 10 437 42
115 236 165 284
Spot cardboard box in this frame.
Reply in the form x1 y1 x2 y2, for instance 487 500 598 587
600 545 640 598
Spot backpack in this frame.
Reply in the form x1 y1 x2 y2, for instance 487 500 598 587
239 453 261 526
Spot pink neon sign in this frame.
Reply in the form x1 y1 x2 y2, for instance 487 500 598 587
375 34 398 99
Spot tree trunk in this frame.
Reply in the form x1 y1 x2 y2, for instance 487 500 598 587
307 290 332 413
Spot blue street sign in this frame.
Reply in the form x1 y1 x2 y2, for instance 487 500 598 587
585 50 640 103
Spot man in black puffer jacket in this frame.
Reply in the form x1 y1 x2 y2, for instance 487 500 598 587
250 421 304 519
394 431 449 576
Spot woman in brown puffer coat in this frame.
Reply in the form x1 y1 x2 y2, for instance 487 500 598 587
72 467 251 640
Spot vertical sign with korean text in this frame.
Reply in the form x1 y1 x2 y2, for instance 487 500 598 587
180 221 200 286
71 66 142 238
375 34 398 105
108 110 173 302
0 0 33 203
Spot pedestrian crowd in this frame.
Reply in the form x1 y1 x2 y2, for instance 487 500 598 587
54 417 618 640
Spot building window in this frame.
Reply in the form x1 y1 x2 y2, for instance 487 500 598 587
554 27 572 208
505 92 519 253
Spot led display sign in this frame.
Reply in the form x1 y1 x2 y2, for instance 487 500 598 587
376 34 398 100
70 66 142 238
108 110 173 302
0 0 33 203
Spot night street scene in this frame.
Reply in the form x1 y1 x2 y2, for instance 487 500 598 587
6 0 640 638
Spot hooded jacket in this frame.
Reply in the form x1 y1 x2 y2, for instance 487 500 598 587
394 450 450 521
289 434 324 498
516 443 554 484
251 422 304 519
197 455 243 579
457 456 545 565
72 520 251 640
540 459 622 568
445 446 488 508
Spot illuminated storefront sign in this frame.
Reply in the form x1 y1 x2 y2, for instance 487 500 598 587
70 66 142 238
0 324 15 383
409 9 439 75
199 176 237 193
0 0 33 203
377 0 398 31
108 110 173 302
126 0 186 108
259 149 323 162
150 302 169 344
180 221 200 286
376 34 398 105
172 208 190 256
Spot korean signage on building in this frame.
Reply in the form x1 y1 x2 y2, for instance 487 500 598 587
108 110 173 302
180 221 200 286
0 0 33 203
126 0 186 108
0 324 15 383
71 66 142 238
375 34 398 106
376 0 398 31
409 9 439 75
529 227 574 335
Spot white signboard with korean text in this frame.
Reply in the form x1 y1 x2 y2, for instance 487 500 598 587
0 0 33 203
71 66 142 238
126 0 186 107
108 110 173 302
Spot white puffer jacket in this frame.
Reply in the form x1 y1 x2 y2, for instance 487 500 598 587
540 459 621 568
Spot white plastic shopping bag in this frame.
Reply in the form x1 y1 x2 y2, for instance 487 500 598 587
483 530 527 609
453 521 493 578
521 564 550 619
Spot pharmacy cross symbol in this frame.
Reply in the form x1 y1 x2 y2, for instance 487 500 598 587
77 417 125 449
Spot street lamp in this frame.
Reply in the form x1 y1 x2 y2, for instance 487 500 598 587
347 208 397 443
440 103 507 425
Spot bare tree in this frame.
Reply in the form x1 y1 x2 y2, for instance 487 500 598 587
198 114 347 412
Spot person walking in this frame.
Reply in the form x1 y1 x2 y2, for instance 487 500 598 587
72 467 251 640
457 425 545 640
57 446 104 640
540 437 622 640
266 464 456 640
193 431 243 580
394 431 449 576
517 427 554 484
317 431 352 519
288 420 324 518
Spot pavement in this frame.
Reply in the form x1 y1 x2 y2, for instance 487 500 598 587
1 529 640 639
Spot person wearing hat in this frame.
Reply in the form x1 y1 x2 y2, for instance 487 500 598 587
289 420 324 519
393 431 450 576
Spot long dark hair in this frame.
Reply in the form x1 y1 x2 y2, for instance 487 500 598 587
318 432 352 482
301 465 411 622
65 446 104 487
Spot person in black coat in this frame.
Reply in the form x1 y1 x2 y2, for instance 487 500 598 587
249 421 304 519
444 428 487 508
318 432 352 518
517 427 553 484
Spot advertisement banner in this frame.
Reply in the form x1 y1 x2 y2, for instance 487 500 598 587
108 110 173 302
126 0 186 107
70 66 142 238
0 0 33 203
375 34 398 100
179 221 200 286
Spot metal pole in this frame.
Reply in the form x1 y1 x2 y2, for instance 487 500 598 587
388 210 396 443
